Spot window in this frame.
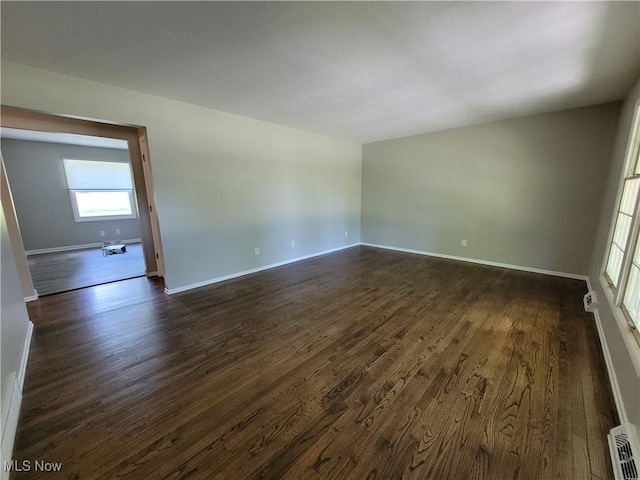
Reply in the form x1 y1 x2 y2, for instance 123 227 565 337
63 159 137 222
603 104 640 346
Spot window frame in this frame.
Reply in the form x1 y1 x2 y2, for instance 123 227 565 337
601 100 640 352
63 158 138 223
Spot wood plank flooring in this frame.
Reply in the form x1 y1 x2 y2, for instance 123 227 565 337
14 246 617 479
27 243 146 295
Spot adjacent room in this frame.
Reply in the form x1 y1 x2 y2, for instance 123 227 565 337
1 2 639 480
1 129 146 295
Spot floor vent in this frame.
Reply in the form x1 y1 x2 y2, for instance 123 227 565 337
609 424 639 480
584 290 598 312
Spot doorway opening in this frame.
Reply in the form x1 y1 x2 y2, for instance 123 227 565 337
0 106 164 298
2 128 147 294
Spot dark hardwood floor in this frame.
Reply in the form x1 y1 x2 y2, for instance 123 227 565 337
14 246 617 479
27 243 146 295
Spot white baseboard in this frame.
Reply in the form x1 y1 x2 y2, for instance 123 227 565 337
23 291 38 303
165 243 359 295
145 271 160 278
590 305 627 424
166 242 587 295
585 277 630 425
26 238 141 256
360 242 588 281
1 321 33 476
18 322 34 391
1 374 21 479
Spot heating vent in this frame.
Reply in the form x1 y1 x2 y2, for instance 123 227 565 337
609 424 640 480
584 290 598 312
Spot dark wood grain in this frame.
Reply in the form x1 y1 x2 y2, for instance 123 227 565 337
27 243 146 295
13 246 617 479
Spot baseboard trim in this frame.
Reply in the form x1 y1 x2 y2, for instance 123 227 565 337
146 271 160 278
1 322 33 475
360 242 588 281
23 292 38 303
591 306 627 424
26 238 142 256
164 243 359 295
585 277 629 425
1 374 21 478
18 321 34 391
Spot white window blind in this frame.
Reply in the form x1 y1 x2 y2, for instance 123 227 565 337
63 159 133 190
62 159 137 222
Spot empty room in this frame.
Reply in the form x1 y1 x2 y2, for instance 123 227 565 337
1 2 639 480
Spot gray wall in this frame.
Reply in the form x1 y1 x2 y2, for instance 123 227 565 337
1 62 362 291
1 139 140 251
0 195 31 445
362 103 621 276
588 77 640 427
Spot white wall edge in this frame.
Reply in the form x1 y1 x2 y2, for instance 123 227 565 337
0 374 21 479
18 321 34 391
1 322 33 476
360 243 589 281
165 243 359 295
26 238 141 255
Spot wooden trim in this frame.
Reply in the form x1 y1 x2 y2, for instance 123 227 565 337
0 155 36 298
138 132 164 276
0 105 164 290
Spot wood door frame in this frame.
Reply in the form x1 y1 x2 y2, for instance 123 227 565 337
1 153 37 300
0 105 165 297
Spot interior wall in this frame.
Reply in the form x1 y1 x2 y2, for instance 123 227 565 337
0 62 362 291
1 139 140 251
588 77 640 427
362 103 621 276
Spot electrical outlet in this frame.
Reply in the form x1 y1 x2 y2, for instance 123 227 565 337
291 240 295 248
345 230 349 237
100 230 105 237
115 228 120 234
461 239 467 247
255 247 260 256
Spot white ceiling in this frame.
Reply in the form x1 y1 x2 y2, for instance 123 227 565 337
0 128 129 150
2 2 639 143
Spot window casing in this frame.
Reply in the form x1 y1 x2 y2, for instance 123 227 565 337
603 104 640 347
63 159 137 223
